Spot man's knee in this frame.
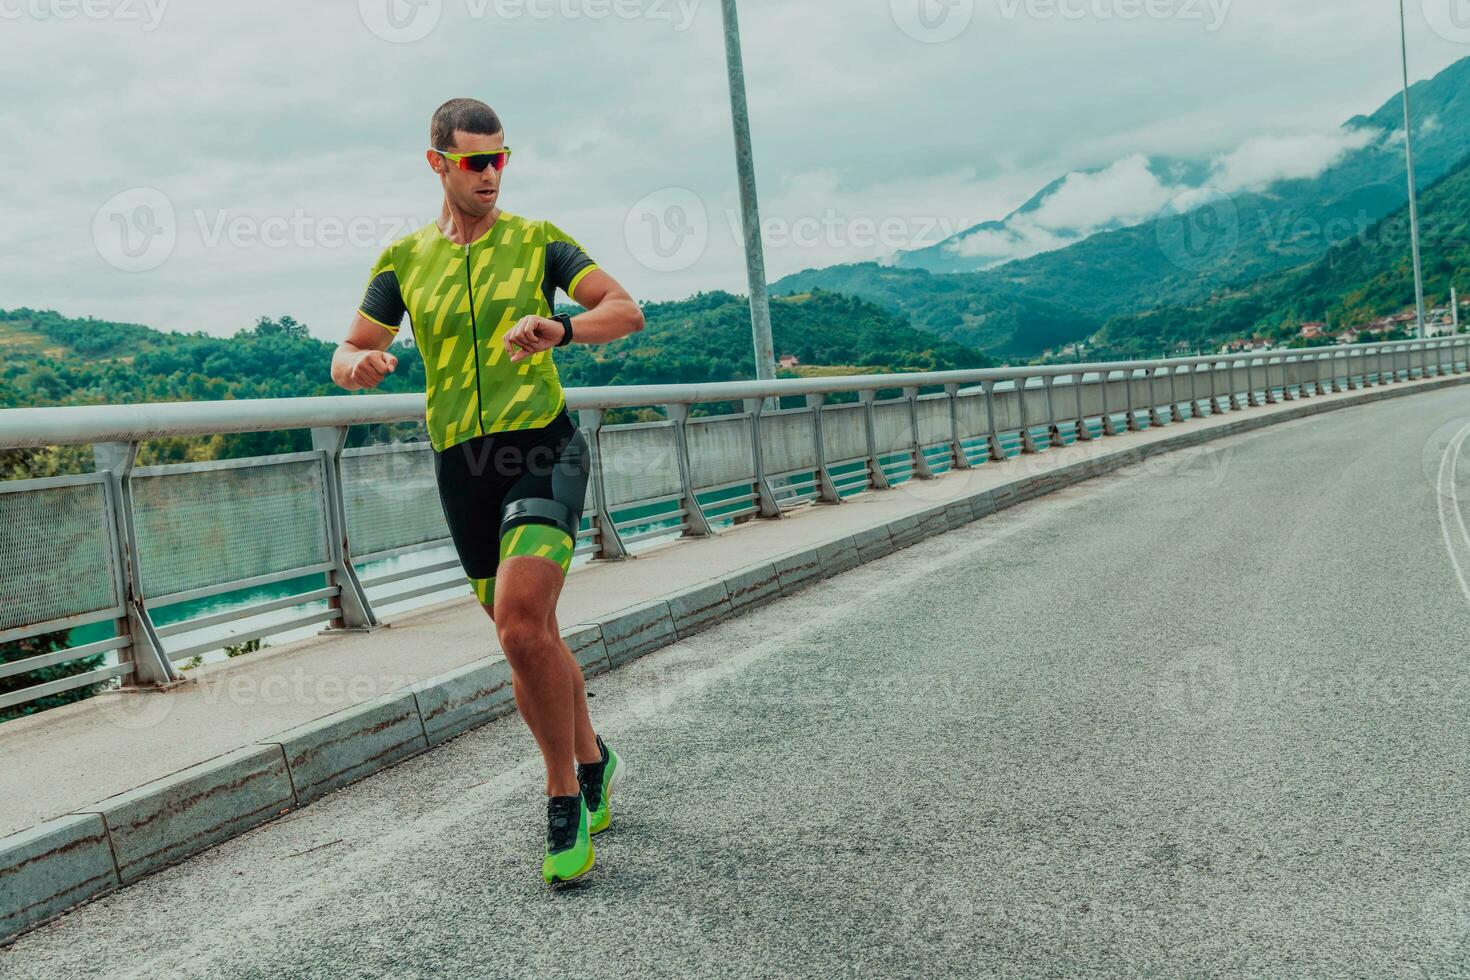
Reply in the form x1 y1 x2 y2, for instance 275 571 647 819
496 602 553 662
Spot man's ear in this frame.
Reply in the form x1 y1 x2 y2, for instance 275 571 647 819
425 149 443 175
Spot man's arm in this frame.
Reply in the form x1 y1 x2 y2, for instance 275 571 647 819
503 269 644 362
332 315 399 390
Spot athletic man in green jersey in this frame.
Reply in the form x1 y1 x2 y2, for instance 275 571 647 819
331 98 643 884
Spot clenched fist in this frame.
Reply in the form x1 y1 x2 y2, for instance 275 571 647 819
349 349 398 388
503 315 566 363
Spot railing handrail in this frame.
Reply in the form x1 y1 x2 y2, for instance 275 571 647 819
0 335 1460 448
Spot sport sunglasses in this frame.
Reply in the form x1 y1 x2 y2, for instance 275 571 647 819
433 147 513 173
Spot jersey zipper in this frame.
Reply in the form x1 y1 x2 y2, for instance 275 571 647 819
463 241 486 438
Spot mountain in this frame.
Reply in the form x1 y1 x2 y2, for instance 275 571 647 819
1100 149 1470 353
776 56 1470 358
773 263 1096 360
896 156 1213 274
909 58 1470 281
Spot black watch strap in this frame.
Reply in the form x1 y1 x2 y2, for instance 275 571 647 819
553 312 574 347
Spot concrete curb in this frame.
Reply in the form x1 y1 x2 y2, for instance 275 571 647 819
4 370 1467 944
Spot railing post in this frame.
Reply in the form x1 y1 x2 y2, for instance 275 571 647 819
1148 368 1166 427
857 390 893 490
805 393 844 501
92 441 180 690
580 408 629 560
661 403 714 537
743 397 788 514
310 427 380 632
978 380 1008 460
1282 357 1298 401
1170 365 1188 421
1073 371 1093 441
1042 376 1065 445
944 383 974 469
1125 370 1144 432
1101 372 1123 436
905 386 937 478
1018 377 1042 453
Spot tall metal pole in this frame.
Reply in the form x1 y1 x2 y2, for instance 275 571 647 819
720 0 777 384
1399 0 1428 339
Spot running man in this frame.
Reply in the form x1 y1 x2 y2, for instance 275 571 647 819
331 98 644 884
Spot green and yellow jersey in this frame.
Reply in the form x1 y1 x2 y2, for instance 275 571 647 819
358 212 599 451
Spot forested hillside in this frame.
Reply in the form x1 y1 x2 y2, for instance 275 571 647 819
0 290 989 475
1099 151 1470 352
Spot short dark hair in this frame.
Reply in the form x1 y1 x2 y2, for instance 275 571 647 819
430 98 502 150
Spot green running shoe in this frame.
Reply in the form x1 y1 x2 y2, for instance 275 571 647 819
542 794 594 885
577 736 621 836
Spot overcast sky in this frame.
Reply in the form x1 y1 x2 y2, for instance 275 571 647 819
2 0 1469 340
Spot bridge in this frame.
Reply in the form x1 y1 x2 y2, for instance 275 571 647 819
2 339 1469 975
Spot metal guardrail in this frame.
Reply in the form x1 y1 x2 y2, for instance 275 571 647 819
0 336 1465 712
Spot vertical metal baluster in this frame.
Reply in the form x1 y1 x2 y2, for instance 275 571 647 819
944 383 974 469
905 386 937 478
310 426 379 631
744 396 788 513
92 441 178 689
806 393 843 502
580 407 628 560
858 390 893 490
662 403 713 537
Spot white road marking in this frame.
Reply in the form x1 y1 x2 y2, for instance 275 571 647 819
1436 419 1470 606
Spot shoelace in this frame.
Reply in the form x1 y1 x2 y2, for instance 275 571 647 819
577 759 606 812
547 796 580 853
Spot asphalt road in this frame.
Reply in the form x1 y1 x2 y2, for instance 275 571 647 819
6 388 1470 979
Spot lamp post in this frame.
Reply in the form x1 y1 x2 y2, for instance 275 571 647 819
720 0 778 385
1398 0 1428 339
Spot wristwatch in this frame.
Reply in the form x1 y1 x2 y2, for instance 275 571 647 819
552 312 574 347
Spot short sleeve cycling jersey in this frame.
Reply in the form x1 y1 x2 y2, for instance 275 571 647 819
358 213 599 452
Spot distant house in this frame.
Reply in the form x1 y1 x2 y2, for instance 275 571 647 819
778 353 800 369
1299 322 1327 340
1335 331 1357 344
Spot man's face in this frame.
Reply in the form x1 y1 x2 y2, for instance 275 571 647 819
429 128 506 218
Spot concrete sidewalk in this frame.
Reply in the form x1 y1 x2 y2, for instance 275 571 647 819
2 373 1466 909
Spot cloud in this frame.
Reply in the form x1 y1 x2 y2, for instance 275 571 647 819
945 154 1191 264
1208 127 1379 194
939 120 1388 269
